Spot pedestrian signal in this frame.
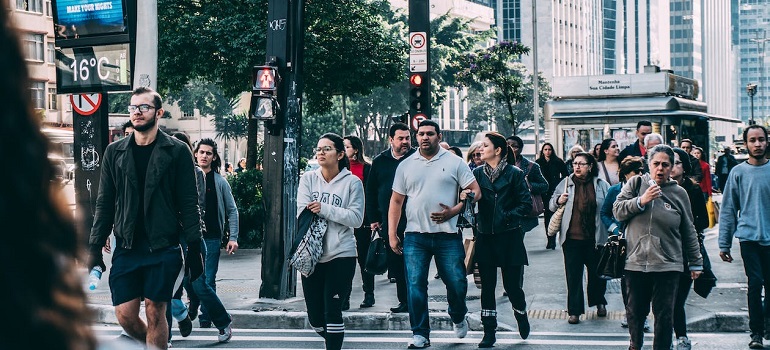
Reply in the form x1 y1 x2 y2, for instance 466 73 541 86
253 66 279 92
409 73 429 115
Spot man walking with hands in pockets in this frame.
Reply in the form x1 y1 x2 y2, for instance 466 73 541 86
388 120 481 349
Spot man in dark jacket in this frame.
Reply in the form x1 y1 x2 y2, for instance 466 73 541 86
506 136 549 233
366 123 415 313
88 87 203 350
678 139 704 183
715 146 738 192
618 121 652 164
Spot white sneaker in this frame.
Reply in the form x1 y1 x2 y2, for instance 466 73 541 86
453 319 469 339
676 336 692 350
643 319 651 332
407 334 430 349
218 324 233 343
621 316 628 328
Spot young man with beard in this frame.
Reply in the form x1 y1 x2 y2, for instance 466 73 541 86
719 125 770 349
366 123 415 314
191 138 239 341
88 87 203 350
618 121 652 164
388 120 481 349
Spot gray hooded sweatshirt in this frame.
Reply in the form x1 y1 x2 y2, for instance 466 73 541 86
297 168 364 263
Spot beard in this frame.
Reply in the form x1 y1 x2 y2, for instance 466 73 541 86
132 116 157 132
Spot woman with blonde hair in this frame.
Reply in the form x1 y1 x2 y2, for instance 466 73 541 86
566 145 585 175
467 141 485 170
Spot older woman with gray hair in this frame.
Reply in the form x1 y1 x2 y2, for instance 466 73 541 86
613 144 703 350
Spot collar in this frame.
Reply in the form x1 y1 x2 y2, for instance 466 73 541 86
412 146 447 162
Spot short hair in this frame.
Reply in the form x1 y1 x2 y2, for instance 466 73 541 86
122 120 134 132
172 132 193 151
743 124 768 143
636 120 652 130
648 144 675 165
568 144 585 159
418 119 441 134
132 86 163 109
448 146 463 158
573 152 599 178
389 122 409 137
679 138 693 147
643 133 664 147
507 135 523 148
467 141 483 162
194 138 222 173
671 148 693 175
618 156 644 180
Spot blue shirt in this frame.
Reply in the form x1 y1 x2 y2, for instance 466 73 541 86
719 160 770 252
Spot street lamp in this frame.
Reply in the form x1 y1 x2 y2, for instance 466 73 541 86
747 83 758 125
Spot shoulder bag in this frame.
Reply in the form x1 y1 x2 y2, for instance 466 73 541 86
526 162 545 217
288 211 328 277
597 233 626 280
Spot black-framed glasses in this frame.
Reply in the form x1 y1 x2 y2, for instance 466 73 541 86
313 146 335 153
473 153 482 158
128 104 157 113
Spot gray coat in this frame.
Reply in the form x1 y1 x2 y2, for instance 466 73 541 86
210 172 239 242
548 175 610 246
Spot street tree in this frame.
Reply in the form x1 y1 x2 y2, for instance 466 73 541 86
455 41 533 134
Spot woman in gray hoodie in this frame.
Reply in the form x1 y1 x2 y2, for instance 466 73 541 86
297 133 365 350
613 144 703 350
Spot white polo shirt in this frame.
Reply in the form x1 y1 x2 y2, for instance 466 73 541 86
392 147 476 234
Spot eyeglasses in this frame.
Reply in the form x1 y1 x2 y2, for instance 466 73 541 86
128 104 157 113
473 153 482 158
313 146 335 153
572 162 589 167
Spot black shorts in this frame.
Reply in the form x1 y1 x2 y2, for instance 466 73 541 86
109 244 184 306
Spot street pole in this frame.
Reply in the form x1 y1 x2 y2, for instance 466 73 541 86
531 0 540 157
748 83 757 125
259 0 306 299
133 0 157 90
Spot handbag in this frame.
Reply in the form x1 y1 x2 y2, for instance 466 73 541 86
364 229 388 275
526 163 545 217
706 196 718 228
288 212 328 277
596 234 626 280
547 204 566 237
463 237 476 275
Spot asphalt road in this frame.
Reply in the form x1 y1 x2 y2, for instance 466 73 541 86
94 325 752 350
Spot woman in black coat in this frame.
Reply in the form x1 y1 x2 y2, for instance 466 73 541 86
462 132 532 348
536 142 569 249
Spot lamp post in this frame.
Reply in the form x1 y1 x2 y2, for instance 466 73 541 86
748 83 758 125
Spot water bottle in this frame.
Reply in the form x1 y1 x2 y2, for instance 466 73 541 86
88 266 103 290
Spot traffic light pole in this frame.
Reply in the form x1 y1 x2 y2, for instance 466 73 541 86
408 0 431 127
259 0 306 299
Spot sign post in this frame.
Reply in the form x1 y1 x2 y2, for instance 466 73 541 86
408 0 431 120
72 93 109 236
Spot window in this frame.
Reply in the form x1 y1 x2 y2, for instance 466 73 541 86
47 42 55 63
48 86 57 110
17 0 43 13
181 110 195 120
24 33 44 61
45 0 52 16
31 82 45 109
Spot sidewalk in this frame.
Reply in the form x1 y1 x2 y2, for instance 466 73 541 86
87 201 748 332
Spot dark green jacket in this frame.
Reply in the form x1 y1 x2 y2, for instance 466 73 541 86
89 131 202 250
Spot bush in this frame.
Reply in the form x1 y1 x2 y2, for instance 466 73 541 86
227 169 265 248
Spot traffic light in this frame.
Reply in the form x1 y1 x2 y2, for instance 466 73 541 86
250 65 280 121
409 73 429 116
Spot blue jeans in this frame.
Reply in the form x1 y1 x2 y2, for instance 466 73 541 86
198 238 221 324
403 233 467 339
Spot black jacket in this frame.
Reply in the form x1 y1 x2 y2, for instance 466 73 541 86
473 165 532 235
536 156 569 199
365 148 416 232
715 153 738 176
618 140 644 164
89 131 202 250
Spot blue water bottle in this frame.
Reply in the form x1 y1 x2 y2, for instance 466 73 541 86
88 266 103 290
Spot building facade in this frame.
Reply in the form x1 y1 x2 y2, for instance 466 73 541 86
10 0 71 127
736 0 770 124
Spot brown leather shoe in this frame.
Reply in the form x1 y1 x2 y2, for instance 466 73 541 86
568 315 580 324
597 304 607 317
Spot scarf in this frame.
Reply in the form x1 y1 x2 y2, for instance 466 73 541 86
483 159 508 183
567 175 596 240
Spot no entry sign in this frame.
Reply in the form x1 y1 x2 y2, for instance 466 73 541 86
70 93 103 116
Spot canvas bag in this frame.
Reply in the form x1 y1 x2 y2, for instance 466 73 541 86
288 213 328 277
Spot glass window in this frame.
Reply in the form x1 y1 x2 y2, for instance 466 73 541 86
31 82 45 109
24 33 44 61
47 42 55 63
48 86 57 110
17 0 43 13
45 0 52 16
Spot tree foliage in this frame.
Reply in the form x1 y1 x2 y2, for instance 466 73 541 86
455 41 533 134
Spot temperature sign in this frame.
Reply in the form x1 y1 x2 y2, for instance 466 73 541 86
56 43 132 93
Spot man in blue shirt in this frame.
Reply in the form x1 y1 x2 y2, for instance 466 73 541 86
719 124 770 349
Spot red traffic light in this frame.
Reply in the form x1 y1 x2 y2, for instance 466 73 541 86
253 66 278 91
410 74 423 86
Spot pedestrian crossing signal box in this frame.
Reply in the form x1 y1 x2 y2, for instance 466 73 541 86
250 65 280 121
409 73 430 119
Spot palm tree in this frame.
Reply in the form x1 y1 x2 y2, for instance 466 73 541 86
214 99 249 163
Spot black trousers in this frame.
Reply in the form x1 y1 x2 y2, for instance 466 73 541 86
302 257 356 350
673 271 693 338
562 238 607 315
386 229 407 304
625 270 679 350
354 227 375 295
740 241 770 337
478 262 525 312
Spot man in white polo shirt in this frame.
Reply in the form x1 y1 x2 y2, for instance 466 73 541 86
388 119 482 349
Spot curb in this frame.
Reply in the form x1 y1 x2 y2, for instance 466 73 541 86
90 304 746 332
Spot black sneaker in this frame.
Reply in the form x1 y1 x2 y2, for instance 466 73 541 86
341 299 350 311
188 301 199 321
178 315 193 337
360 293 375 308
749 334 764 349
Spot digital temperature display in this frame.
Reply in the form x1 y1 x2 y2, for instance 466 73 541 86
56 43 131 93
